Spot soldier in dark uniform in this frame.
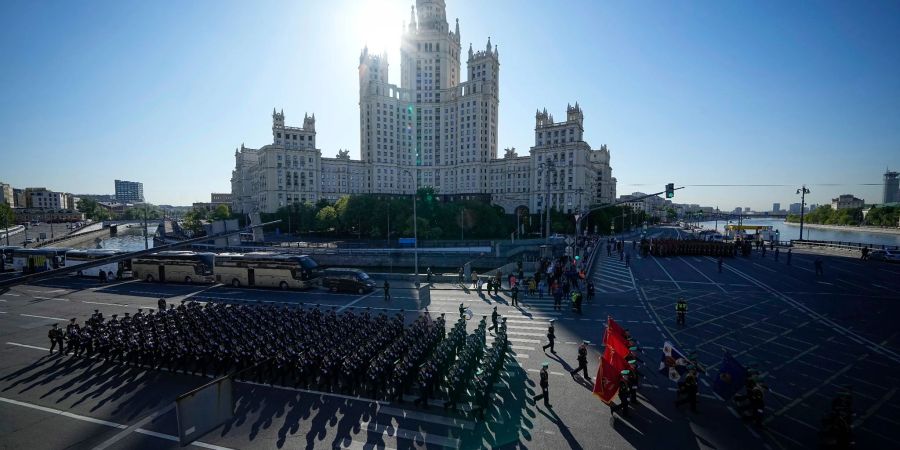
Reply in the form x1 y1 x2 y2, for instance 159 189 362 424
64 319 80 356
542 320 556 354
383 280 391 301
569 341 591 381
510 284 519 307
610 370 632 418
48 324 64 355
675 368 699 412
532 362 552 407
488 307 499 332
586 281 595 303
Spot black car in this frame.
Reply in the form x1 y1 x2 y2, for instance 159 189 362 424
320 268 377 294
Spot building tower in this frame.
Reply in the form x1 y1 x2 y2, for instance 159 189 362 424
884 170 899 204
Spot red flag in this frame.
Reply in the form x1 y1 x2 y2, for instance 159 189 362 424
606 316 628 344
593 350 625 403
604 321 630 359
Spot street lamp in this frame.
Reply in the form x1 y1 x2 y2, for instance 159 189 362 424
402 168 419 286
539 160 557 244
796 185 810 241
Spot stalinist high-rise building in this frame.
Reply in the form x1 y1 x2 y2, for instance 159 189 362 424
359 0 498 198
232 0 616 217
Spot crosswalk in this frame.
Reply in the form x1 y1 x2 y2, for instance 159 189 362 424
592 251 636 294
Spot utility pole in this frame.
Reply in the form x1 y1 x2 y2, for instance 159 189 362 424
143 204 149 250
460 208 464 241
797 185 810 241
542 160 556 244
402 168 419 286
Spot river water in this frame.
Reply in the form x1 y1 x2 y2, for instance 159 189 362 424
71 225 157 251
696 218 900 247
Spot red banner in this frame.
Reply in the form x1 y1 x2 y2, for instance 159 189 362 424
606 316 628 343
604 319 630 359
593 348 625 403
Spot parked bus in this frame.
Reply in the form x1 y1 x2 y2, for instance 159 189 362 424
11 247 68 274
0 246 21 273
214 252 320 289
65 249 131 281
132 251 216 284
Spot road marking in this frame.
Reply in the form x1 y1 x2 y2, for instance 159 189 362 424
853 386 897 428
769 353 868 420
7 342 51 351
336 291 376 312
1 293 19 296
650 257 681 290
679 257 727 293
0 396 127 429
83 301 130 307
93 404 176 450
751 263 777 273
20 313 67 321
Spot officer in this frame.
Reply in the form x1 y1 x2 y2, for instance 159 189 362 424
569 341 591 381
48 324 65 355
572 290 583 314
157 297 166 311
626 362 640 403
676 298 687 325
675 367 699 412
586 281 595 303
541 320 556 354
510 284 519 307
458 266 464 283
383 280 391 301
532 362 552 407
610 369 632 418
488 307 499 332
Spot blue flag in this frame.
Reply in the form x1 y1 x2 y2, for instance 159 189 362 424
658 341 690 383
712 352 748 399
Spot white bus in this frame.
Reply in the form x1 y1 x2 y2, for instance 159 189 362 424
11 247 68 274
132 251 216 284
214 252 320 290
65 249 131 281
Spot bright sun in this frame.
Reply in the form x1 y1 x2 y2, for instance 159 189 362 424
352 0 405 54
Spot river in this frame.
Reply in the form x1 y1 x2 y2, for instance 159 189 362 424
71 225 157 251
696 218 900 247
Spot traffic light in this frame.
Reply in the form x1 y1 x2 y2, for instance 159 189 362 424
665 183 675 199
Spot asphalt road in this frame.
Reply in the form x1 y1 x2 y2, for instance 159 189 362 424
0 226 898 449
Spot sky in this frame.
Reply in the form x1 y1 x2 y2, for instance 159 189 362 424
1 0 898 210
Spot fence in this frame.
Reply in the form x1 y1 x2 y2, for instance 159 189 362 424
790 239 899 252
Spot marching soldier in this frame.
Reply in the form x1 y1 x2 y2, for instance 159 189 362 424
532 362 552 407
542 320 556 354
570 341 591 381
675 367 699 412
488 307 499 332
48 324 65 355
610 369 632 418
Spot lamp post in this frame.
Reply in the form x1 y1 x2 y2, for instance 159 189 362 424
796 185 810 241
539 160 557 244
402 169 419 286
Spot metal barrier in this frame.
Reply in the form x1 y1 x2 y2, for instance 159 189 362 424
790 239 899 252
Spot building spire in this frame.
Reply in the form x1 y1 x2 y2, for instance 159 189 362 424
486 36 492 52
409 5 416 29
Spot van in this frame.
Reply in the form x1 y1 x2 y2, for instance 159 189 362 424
320 268 376 294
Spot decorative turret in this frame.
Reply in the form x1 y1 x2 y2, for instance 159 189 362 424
303 113 316 131
566 102 584 125
468 43 473 61
272 108 285 128
409 5 417 31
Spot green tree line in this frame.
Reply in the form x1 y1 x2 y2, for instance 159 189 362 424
790 204 900 227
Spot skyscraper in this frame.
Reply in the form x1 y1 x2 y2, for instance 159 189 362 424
884 170 899 204
114 180 144 203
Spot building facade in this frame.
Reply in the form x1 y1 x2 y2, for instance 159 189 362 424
231 0 615 215
0 182 13 207
26 188 66 210
772 203 780 213
114 180 144 203
831 194 865 210
884 170 899 204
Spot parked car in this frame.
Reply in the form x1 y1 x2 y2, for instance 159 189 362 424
320 268 377 294
869 249 900 262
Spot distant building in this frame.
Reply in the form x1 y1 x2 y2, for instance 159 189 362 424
0 182 13 207
26 188 66 210
831 195 864 210
114 180 144 203
772 203 780 213
884 170 899 204
14 208 85 223
788 203 803 214
193 193 234 212
13 188 26 208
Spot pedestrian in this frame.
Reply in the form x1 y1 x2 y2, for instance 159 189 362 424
861 247 869 260
458 267 464 283
787 248 792 265
488 306 499 332
676 297 687 325
532 362 552 407
471 272 479 290
625 253 631 267
48 324 64 355
510 284 519 307
542 320 556 354
426 267 433 285
761 246 766 258
157 297 166 311
569 341 591 381
717 256 723 273
572 290 583 314
774 247 780 261
815 258 824 276
383 280 391 301
586 280 595 303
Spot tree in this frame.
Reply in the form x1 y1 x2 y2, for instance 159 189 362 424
0 203 15 233
315 206 338 230
210 204 231 221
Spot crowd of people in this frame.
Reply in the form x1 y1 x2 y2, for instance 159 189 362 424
47 300 509 415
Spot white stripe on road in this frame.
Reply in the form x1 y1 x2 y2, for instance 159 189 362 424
83 301 131 307
679 257 727 294
2 293 20 297
20 314 67 321
336 291 376 312
651 257 682 290
0 396 127 429
7 342 51 351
